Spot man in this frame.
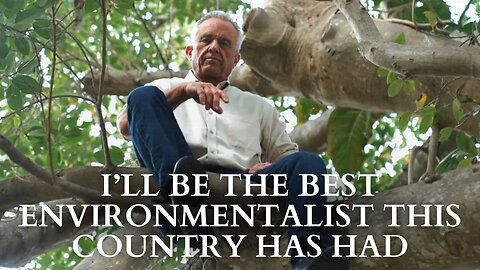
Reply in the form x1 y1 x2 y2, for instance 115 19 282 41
118 11 347 270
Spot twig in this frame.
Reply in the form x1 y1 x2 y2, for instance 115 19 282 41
95 0 114 169
134 8 171 72
411 0 416 26
408 145 426 184
458 0 474 26
0 135 157 209
385 18 457 30
0 135 55 184
421 124 440 183
46 1 60 185
0 94 95 121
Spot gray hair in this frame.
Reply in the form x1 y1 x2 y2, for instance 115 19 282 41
191 10 243 52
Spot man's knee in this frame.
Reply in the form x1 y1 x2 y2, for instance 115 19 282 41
288 152 326 173
127 85 166 106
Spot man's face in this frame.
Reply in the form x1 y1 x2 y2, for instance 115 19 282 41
186 18 240 84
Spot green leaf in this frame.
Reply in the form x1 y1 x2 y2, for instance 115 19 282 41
439 127 452 142
15 6 45 29
386 71 396 84
377 67 389 78
19 57 39 73
14 37 30 55
0 0 25 13
25 126 46 139
78 233 97 251
116 0 135 14
85 0 101 13
36 0 51 8
419 105 436 134
60 117 83 139
456 132 477 155
94 146 125 166
3 52 16 73
460 22 475 35
33 20 51 39
398 112 412 132
295 98 324 125
0 41 9 59
394 32 406 44
327 108 372 175
457 157 474 169
6 84 25 110
404 80 415 95
424 11 438 29
452 98 464 123
388 79 403 97
436 149 467 174
12 75 41 93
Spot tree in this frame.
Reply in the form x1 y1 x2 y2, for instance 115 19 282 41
0 0 479 269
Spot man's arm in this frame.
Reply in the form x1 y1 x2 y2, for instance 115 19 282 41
261 103 298 162
117 81 229 140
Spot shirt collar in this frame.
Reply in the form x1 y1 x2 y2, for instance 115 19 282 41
185 70 230 90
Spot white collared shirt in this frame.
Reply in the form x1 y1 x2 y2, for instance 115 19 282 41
145 72 298 171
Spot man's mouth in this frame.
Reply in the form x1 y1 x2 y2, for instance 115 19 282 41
204 57 221 63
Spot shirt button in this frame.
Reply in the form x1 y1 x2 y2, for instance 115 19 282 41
209 130 214 134
209 111 213 115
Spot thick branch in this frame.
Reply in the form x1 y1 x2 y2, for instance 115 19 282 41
0 166 163 212
0 199 98 267
83 69 188 96
345 164 480 269
0 175 68 212
289 109 333 153
73 215 163 270
238 2 479 137
332 0 480 78
0 135 158 208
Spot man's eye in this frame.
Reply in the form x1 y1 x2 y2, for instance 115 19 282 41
220 40 231 47
201 37 212 43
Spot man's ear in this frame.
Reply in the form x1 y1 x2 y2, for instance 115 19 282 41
185 46 193 60
234 52 240 64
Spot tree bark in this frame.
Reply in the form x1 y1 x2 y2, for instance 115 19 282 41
73 215 164 270
235 0 479 137
0 199 98 267
332 0 480 78
83 69 188 96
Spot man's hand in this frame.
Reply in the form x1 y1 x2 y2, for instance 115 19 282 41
246 162 272 173
117 108 131 140
183 82 229 114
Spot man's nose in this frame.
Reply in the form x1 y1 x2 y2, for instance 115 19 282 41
207 40 220 53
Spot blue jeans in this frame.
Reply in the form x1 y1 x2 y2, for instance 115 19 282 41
127 86 330 249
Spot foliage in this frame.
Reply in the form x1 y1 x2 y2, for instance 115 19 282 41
0 0 248 268
327 108 373 175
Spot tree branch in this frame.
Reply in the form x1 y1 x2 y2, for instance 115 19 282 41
83 69 188 96
0 199 98 267
332 0 480 78
289 109 333 153
0 135 159 209
95 0 113 169
73 215 164 270
458 0 474 26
